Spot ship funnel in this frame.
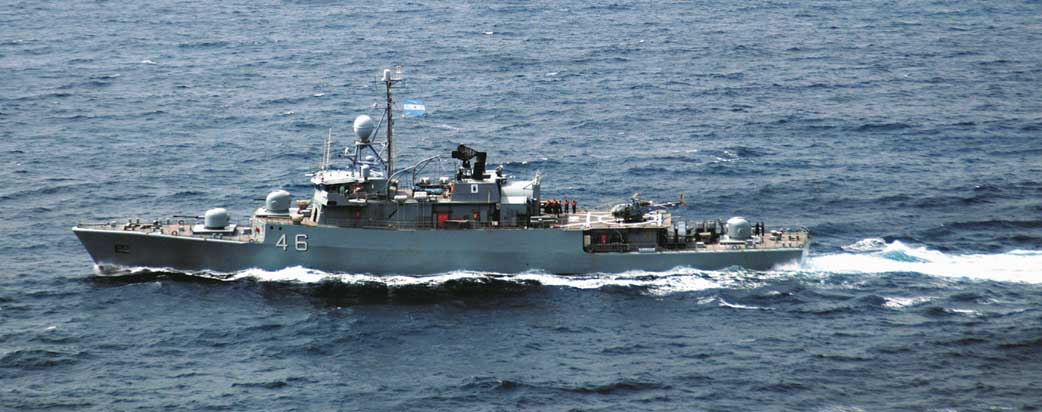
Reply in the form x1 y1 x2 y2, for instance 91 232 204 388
353 115 375 143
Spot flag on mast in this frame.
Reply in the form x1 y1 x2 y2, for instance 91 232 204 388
402 99 427 118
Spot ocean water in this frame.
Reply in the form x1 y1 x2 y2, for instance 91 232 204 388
3 0 1042 410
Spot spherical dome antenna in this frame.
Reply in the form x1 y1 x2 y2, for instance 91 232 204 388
204 208 230 230
265 190 291 214
725 217 752 240
353 115 374 143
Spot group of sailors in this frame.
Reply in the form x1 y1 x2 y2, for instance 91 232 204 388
542 199 577 215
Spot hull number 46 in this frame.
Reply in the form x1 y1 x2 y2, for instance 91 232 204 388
275 234 308 251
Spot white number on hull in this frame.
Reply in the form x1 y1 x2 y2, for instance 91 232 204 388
275 234 308 252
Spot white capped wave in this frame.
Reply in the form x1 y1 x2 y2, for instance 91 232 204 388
946 308 982 317
841 237 888 252
716 298 771 311
807 239 1042 283
882 296 932 309
697 295 771 310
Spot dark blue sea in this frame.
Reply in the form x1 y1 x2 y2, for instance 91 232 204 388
3 0 1042 410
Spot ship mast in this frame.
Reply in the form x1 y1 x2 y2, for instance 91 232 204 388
382 67 402 176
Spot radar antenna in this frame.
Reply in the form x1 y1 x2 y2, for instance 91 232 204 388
451 144 488 179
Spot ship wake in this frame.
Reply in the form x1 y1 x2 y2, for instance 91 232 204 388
92 239 1042 296
800 238 1042 284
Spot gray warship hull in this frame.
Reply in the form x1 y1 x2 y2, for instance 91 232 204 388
74 68 812 276
73 224 808 275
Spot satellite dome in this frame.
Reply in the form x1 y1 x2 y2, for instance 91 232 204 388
204 208 230 230
725 217 752 240
353 115 374 142
265 190 291 214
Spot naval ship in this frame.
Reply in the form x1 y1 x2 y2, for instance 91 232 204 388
73 68 809 275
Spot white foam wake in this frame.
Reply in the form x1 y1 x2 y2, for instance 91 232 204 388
95 239 1042 294
225 266 766 296
805 238 1042 284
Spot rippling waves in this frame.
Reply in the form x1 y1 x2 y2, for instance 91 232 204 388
3 0 1042 410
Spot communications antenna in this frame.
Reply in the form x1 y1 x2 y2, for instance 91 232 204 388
382 66 403 175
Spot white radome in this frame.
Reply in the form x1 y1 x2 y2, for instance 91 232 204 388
204 208 230 229
265 190 291 214
726 216 752 240
353 115 375 142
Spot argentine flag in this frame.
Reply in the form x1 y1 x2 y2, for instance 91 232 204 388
402 99 427 118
